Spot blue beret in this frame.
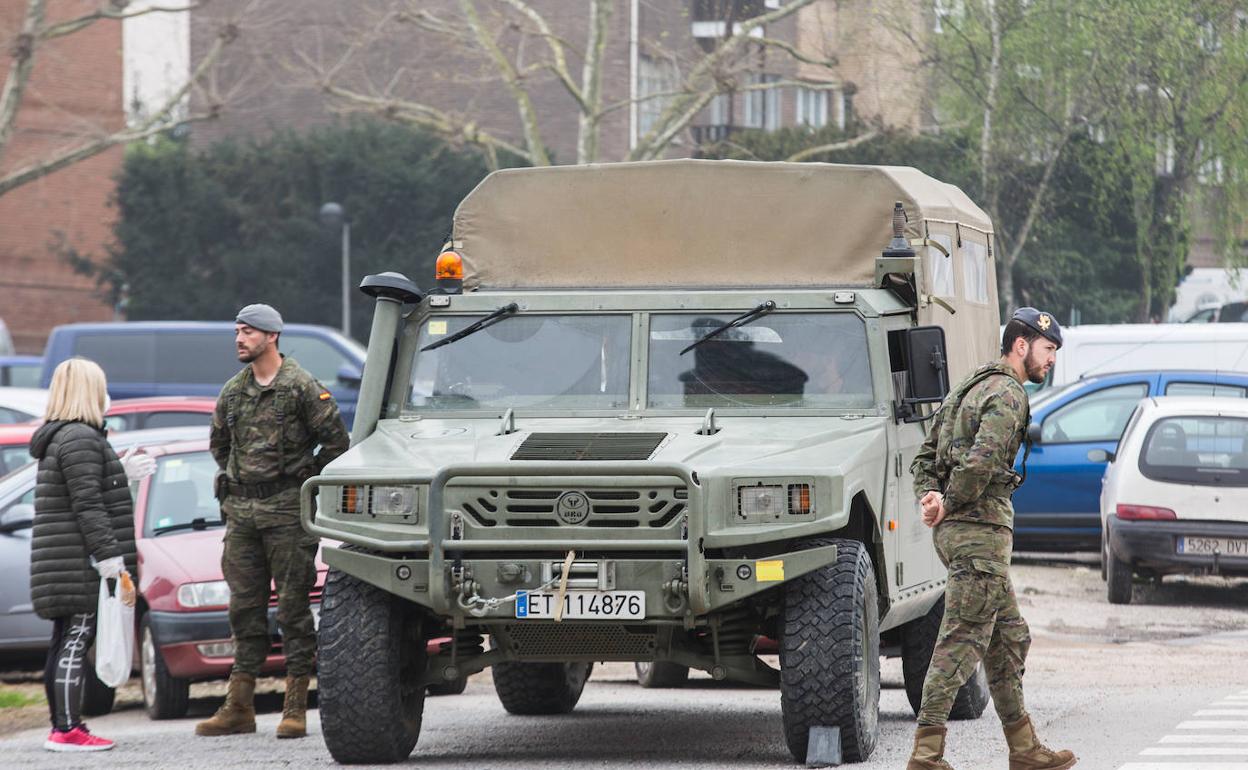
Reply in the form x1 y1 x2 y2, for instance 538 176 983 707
235 303 284 333
1010 307 1062 347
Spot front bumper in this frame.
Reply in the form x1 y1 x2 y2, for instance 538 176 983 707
1107 515 1248 576
148 605 319 679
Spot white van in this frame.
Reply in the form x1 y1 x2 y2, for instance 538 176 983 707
1035 323 1248 394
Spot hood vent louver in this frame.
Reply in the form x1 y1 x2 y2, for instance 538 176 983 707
510 432 667 461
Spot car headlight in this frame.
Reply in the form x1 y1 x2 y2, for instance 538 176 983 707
735 479 816 521
338 484 419 519
739 485 785 518
177 580 231 609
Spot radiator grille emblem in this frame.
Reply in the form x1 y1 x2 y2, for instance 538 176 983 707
554 491 590 525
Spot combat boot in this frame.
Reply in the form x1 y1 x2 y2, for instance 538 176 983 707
194 672 256 736
1004 715 1077 770
906 725 956 770
275 675 310 739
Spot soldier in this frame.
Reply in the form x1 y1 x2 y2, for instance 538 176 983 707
906 308 1077 770
195 304 350 740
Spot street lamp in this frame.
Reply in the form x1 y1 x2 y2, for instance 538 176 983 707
318 202 351 338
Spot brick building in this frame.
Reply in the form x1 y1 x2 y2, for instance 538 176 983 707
0 0 125 354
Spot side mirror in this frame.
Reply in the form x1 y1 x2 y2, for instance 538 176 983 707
0 503 34 534
337 362 363 390
1027 423 1042 444
1087 448 1115 463
903 326 950 404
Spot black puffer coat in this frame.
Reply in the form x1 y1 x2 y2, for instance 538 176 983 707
29 420 137 619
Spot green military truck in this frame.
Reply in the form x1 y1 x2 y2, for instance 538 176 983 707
301 160 1002 764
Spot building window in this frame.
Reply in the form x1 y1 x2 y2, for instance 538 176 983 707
743 73 781 131
639 54 680 137
710 92 730 126
795 87 829 129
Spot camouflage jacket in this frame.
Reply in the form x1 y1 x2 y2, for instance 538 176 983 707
209 356 350 486
911 361 1030 528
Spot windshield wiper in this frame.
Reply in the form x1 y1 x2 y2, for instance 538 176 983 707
153 517 225 536
421 302 520 352
679 301 777 355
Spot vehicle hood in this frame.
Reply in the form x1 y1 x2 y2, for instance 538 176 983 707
139 529 226 585
325 415 886 478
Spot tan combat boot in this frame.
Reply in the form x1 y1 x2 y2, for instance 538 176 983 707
195 672 257 736
1004 715 1077 770
275 675 310 739
907 725 956 770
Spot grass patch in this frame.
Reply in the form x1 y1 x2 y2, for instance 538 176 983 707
0 688 44 709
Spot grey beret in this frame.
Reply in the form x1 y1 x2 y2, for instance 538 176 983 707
235 303 284 333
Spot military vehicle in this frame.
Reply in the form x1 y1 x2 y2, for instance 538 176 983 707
301 160 1001 764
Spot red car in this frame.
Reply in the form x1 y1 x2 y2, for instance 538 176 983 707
132 438 327 720
0 397 216 476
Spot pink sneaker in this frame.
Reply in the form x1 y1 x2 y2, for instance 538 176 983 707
44 724 115 752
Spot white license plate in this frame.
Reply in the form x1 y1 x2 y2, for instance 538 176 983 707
514 590 645 620
1177 537 1248 556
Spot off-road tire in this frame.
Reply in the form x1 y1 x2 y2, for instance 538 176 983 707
319 568 427 764
634 661 690 688
780 538 880 763
493 661 593 715
899 598 990 720
427 676 469 696
139 613 190 719
1105 536 1133 605
81 664 116 717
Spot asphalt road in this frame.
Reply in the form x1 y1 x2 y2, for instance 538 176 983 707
3 558 1246 770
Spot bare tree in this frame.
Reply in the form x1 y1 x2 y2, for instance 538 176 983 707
299 0 846 168
0 0 255 198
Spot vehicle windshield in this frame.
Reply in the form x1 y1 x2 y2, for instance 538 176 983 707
408 314 632 410
144 451 224 536
647 312 873 409
1139 415 1248 487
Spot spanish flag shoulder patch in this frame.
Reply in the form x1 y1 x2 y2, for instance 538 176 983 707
318 391 332 401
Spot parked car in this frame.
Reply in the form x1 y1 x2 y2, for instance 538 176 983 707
1184 301 1248 323
1029 324 1248 396
134 438 327 719
1013 371 1248 551
0 427 208 714
0 355 41 387
0 424 39 476
40 322 365 426
1098 397 1248 604
0 387 47 424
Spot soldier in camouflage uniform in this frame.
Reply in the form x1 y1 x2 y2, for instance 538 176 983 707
906 308 1077 770
195 304 350 740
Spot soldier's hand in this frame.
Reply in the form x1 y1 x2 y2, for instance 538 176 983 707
919 491 946 528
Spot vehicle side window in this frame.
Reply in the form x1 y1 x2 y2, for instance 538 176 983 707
103 415 132 432
75 333 156 382
282 335 348 385
0 446 33 475
8 365 39 388
1186 308 1216 323
1040 383 1148 444
0 407 32 424
142 411 213 429
1166 382 1248 398
961 240 990 304
154 333 239 385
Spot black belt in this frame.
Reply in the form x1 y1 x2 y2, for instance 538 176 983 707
226 476 303 500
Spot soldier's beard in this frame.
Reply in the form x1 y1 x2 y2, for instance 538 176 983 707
1023 345 1048 383
238 338 267 363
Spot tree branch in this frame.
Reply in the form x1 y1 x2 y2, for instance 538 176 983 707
785 130 880 162
0 0 44 169
754 36 836 68
492 0 587 112
41 1 200 41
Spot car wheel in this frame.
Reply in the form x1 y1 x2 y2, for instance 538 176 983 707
140 614 190 719
1105 541 1133 605
899 598 990 720
318 566 427 764
493 661 593 715
635 661 690 688
780 538 879 763
81 664 116 717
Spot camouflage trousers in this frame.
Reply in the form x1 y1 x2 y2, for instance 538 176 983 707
917 520 1031 726
221 513 318 677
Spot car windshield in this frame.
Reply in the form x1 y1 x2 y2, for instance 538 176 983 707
647 312 873 409
1139 415 1248 487
144 451 223 536
408 314 632 411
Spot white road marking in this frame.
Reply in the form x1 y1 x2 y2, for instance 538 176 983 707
1120 765 1248 770
1120 692 1248 770
1143 748 1248 756
1178 721 1248 730
1199 711 1248 717
1162 736 1248 744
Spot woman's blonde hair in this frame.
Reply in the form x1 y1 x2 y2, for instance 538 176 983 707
44 358 108 427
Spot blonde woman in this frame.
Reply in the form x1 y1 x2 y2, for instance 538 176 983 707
28 358 154 752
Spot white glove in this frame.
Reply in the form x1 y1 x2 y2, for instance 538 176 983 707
94 556 126 579
120 447 156 482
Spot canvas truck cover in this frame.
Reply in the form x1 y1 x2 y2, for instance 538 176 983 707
451 159 1001 378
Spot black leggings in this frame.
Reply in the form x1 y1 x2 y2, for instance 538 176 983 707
43 612 97 732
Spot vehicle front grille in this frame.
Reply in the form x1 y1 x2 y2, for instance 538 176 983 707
448 485 687 528
510 432 668 461
500 623 657 658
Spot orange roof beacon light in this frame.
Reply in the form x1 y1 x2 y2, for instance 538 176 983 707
435 251 464 295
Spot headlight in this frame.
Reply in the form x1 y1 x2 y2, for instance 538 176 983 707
177 580 230 609
739 485 785 518
337 484 419 519
735 479 816 521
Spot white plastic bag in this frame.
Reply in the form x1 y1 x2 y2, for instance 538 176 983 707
95 574 135 687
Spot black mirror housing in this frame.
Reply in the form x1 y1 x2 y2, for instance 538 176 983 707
903 326 950 403
1027 422 1042 444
